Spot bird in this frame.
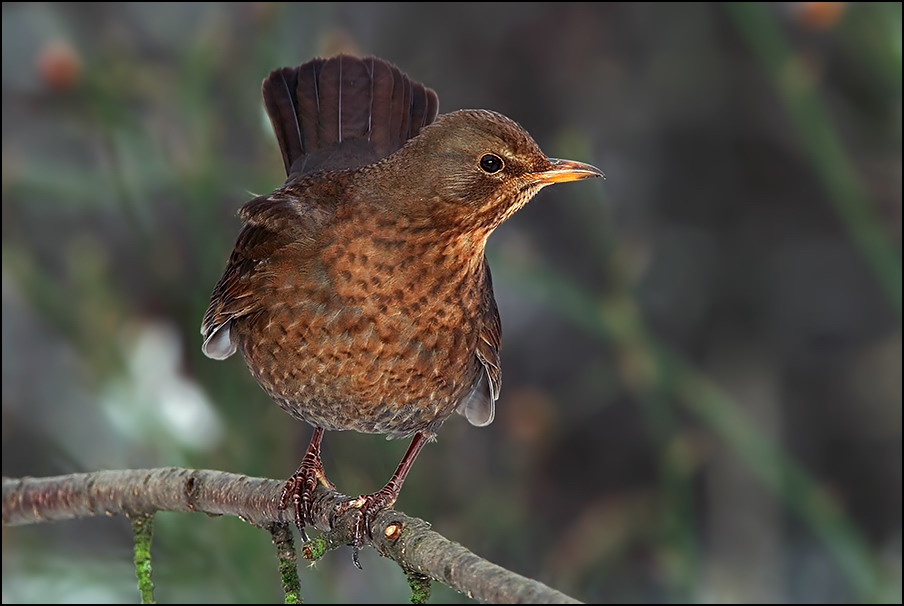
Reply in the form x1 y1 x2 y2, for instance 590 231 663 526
200 55 603 563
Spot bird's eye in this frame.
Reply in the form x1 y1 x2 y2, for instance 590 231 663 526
479 154 503 174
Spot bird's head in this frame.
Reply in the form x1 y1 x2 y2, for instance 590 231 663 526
366 109 603 238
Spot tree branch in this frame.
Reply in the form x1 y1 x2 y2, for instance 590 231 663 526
2 468 580 604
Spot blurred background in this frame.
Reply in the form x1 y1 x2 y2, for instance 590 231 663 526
2 2 900 603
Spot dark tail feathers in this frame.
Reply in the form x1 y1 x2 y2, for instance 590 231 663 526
262 55 439 177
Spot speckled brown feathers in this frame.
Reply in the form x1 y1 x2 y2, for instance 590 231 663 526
201 55 602 547
202 55 494 436
202 54 604 436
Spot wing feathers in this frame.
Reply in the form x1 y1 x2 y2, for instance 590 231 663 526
457 257 502 427
208 55 443 359
409 81 428 139
262 67 303 175
368 57 396 158
295 58 325 157
338 56 372 142
260 55 438 178
316 58 341 146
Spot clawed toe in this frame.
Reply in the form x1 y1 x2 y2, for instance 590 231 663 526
279 473 319 541
278 428 334 541
335 489 397 569
277 431 426 567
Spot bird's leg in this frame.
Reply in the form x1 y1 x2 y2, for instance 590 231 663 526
279 427 335 541
336 431 428 569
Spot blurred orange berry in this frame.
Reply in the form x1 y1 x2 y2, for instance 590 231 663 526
246 2 278 24
37 40 82 92
794 2 847 30
502 387 556 445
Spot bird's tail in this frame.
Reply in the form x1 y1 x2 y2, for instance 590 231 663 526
262 55 439 177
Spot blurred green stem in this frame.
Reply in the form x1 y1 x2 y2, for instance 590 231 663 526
498 257 888 601
407 571 432 605
726 2 902 318
130 513 156 605
268 523 301 604
602 293 699 596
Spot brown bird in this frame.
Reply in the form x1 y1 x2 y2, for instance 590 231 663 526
201 55 602 562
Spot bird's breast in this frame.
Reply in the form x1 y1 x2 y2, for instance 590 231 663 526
240 212 487 435
321 213 485 376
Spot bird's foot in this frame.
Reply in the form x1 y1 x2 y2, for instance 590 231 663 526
279 454 336 542
334 486 399 569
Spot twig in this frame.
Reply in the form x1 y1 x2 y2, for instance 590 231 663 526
269 522 301 604
3 468 581 604
129 513 156 604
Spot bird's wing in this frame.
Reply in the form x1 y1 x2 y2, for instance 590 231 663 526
205 55 439 359
200 191 331 359
457 257 501 426
263 55 439 179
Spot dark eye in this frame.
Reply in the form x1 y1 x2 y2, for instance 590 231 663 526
479 154 503 174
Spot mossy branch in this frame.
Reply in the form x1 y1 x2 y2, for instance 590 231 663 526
2 468 580 604
129 513 156 604
269 522 301 604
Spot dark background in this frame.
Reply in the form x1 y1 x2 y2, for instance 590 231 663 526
2 2 901 603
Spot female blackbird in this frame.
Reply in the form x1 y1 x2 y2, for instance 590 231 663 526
201 55 602 560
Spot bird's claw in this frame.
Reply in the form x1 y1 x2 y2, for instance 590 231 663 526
335 488 398 569
279 456 335 542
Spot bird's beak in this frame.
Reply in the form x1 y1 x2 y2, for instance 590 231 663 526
533 158 605 184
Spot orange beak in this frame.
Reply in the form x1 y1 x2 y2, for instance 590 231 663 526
533 158 605 184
